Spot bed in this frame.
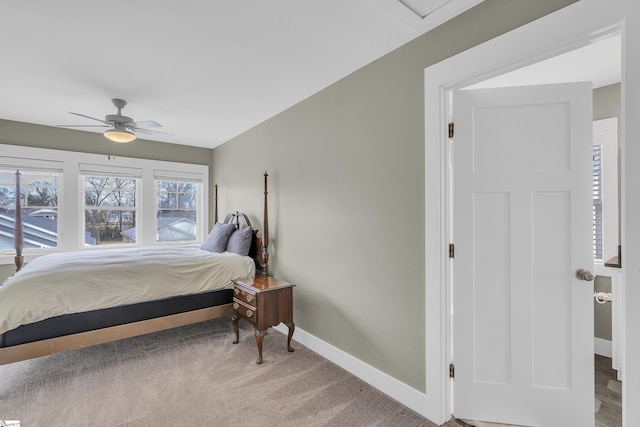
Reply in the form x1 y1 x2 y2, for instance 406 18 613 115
0 172 270 365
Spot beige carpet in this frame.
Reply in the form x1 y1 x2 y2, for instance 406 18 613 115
0 317 455 427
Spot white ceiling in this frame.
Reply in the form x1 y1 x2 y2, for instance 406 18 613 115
0 0 482 149
466 34 621 90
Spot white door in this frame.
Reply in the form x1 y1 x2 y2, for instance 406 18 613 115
452 82 594 427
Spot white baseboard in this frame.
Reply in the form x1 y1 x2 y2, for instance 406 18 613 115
595 337 612 358
272 326 616 424
273 324 436 422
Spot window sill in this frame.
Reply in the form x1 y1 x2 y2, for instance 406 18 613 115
0 251 55 266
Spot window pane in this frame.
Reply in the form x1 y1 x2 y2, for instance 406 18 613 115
84 209 136 245
27 174 57 186
155 180 199 242
83 175 137 246
84 189 101 206
0 171 14 186
112 191 136 207
0 169 60 250
159 193 177 209
178 193 197 209
178 182 195 192
27 186 58 207
164 181 178 192
0 171 16 208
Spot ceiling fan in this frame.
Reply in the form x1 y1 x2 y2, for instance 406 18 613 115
57 98 171 143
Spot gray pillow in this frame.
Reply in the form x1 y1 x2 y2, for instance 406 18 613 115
226 226 253 256
201 223 236 253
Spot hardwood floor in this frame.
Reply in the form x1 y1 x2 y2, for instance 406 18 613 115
595 354 622 427
457 355 622 427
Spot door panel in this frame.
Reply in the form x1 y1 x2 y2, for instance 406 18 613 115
531 190 572 389
473 192 511 385
452 83 594 427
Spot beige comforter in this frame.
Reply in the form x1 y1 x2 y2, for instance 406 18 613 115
0 245 255 334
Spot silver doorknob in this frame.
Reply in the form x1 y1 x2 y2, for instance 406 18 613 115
575 268 594 281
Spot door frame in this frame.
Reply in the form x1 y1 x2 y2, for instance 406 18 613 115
423 0 639 425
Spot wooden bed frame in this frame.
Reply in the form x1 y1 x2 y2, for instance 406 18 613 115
0 172 270 365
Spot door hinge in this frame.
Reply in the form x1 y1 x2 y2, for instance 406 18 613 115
448 122 454 139
449 243 455 258
449 363 455 378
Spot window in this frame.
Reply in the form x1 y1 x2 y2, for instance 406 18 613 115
592 118 618 263
156 180 200 242
83 176 138 246
0 144 209 264
0 167 61 252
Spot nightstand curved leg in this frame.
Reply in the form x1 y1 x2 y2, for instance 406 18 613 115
232 314 240 344
254 329 267 364
285 322 295 352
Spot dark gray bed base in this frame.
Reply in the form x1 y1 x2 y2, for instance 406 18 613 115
0 288 233 348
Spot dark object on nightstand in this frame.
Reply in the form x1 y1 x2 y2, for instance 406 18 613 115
231 276 295 364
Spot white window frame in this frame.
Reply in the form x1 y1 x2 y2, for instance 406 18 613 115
81 173 141 249
593 117 619 266
79 163 143 249
0 144 209 265
154 169 204 245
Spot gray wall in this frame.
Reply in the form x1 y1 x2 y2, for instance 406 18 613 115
593 83 622 342
212 0 577 391
0 262 14 283
0 119 214 281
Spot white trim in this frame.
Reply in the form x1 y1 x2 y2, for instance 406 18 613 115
425 1 637 425
595 337 613 358
273 324 432 419
597 266 626 377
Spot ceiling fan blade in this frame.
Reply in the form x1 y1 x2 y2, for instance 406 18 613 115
69 112 109 124
130 120 162 128
57 124 110 128
132 127 173 137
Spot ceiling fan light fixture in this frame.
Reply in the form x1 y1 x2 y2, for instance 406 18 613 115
104 126 136 143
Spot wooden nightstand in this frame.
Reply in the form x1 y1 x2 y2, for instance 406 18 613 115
231 276 295 364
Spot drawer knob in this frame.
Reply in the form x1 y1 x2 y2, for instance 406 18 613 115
246 294 253 302
233 302 239 310
234 288 240 295
246 309 254 318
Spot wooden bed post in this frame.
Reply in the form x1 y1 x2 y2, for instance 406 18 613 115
261 172 269 276
214 183 219 224
14 170 24 272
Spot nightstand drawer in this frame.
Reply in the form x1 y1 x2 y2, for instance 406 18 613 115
233 298 257 324
233 286 257 306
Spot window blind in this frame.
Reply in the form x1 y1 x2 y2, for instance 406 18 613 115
593 144 603 260
79 163 142 178
0 156 63 173
153 169 204 183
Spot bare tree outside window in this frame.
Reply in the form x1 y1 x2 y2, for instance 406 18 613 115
83 176 137 245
